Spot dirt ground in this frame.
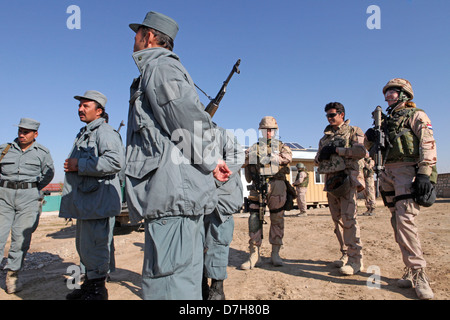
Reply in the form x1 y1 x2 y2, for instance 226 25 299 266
0 199 449 301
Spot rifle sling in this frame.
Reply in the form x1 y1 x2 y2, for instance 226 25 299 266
0 144 12 162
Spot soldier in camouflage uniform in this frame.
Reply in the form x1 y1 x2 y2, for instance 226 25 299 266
315 102 366 276
292 162 308 216
240 116 292 269
365 78 436 300
360 155 377 216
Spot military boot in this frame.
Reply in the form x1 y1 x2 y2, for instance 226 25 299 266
271 244 284 267
332 253 348 268
66 275 89 300
365 208 376 216
5 270 22 294
412 268 434 300
397 267 413 288
239 244 261 270
208 279 225 300
81 277 108 300
339 258 364 276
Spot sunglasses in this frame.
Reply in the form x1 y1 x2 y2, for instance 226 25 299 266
326 112 340 118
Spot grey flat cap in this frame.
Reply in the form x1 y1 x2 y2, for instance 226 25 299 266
74 90 107 108
17 118 40 131
129 11 179 40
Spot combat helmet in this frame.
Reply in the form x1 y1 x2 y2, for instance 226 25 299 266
383 78 414 100
259 116 278 130
296 162 306 170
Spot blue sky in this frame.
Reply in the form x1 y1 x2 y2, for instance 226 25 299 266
0 0 449 182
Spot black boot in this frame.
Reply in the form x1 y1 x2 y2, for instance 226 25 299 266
66 275 88 300
82 277 108 300
208 279 225 300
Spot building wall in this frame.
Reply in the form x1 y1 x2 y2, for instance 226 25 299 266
436 173 450 198
290 161 328 206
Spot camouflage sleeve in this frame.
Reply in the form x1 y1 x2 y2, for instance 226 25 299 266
336 126 366 160
409 110 437 176
278 144 292 165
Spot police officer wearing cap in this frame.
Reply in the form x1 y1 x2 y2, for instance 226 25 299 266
0 118 54 294
315 102 366 276
60 90 125 300
240 116 293 270
365 78 437 300
126 12 229 300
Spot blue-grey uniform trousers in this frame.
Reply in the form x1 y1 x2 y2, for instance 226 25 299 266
0 187 41 271
142 215 204 300
204 211 234 280
75 217 116 280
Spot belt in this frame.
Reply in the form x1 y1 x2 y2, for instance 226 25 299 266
0 180 38 190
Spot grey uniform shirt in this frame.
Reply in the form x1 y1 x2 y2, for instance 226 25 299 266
0 139 54 189
60 118 125 220
125 47 221 222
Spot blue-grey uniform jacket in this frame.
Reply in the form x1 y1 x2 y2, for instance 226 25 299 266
0 139 54 190
215 126 244 221
125 47 220 222
60 118 125 220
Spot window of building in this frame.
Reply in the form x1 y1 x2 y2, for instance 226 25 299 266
314 166 325 184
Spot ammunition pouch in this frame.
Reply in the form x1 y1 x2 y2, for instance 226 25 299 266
325 172 350 198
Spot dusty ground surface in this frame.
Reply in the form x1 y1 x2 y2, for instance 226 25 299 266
0 199 449 301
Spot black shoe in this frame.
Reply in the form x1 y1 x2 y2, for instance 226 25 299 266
208 279 225 300
81 278 108 300
66 276 88 300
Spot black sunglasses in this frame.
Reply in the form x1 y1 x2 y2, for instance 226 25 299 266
326 112 340 118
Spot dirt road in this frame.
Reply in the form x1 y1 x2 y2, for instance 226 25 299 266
1 199 449 300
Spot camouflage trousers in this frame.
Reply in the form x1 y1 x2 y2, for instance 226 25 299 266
379 165 426 269
364 176 376 210
295 186 307 213
248 180 286 246
327 187 363 261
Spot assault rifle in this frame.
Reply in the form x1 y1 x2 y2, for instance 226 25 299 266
117 120 125 133
371 106 387 197
197 59 241 118
247 172 269 238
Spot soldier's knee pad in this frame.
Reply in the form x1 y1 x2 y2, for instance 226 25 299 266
248 213 262 233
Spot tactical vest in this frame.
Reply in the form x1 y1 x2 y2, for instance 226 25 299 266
296 171 309 187
385 106 438 184
318 122 360 173
385 106 420 164
246 139 289 179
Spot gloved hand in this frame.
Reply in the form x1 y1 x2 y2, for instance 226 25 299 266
413 174 432 196
365 128 377 142
318 146 337 161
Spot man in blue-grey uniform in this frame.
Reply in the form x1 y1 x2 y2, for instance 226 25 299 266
0 118 54 294
126 11 230 300
60 90 125 300
203 126 244 300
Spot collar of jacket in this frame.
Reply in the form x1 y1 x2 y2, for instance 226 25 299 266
132 47 180 74
79 118 105 135
324 119 351 135
12 138 37 152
